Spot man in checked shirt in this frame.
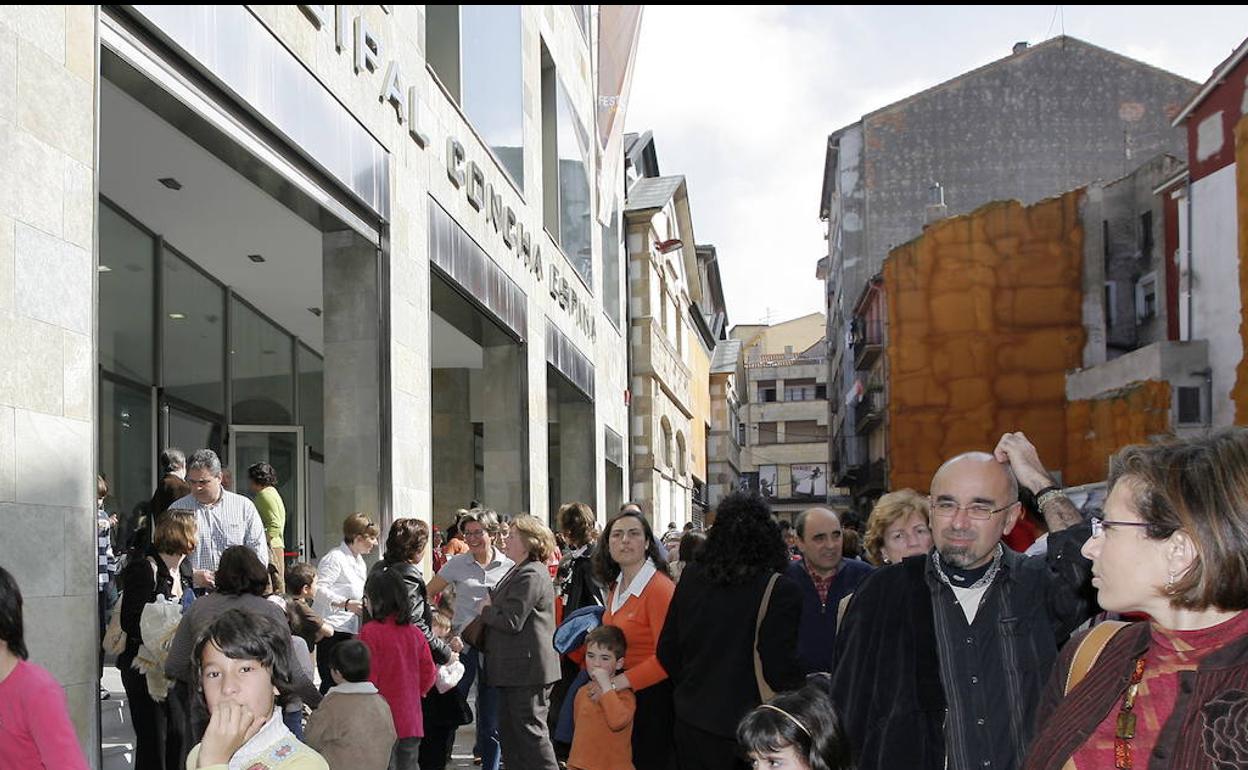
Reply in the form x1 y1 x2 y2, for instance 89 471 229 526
169 448 268 591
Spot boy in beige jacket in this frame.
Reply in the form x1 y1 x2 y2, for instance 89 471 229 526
305 640 397 770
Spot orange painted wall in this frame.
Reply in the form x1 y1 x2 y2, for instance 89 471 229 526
1065 380 1173 486
1231 115 1248 422
884 194 1086 492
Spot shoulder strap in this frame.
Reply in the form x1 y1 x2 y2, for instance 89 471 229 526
1064 620 1129 695
754 572 780 702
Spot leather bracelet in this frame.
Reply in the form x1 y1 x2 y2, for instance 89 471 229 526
1031 484 1061 500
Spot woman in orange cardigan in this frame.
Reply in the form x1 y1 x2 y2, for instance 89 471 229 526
591 505 676 769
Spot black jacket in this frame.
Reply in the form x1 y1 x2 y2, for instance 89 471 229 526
368 560 453 665
657 564 805 738
829 526 1094 770
556 544 603 615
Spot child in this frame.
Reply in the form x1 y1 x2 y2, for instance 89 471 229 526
359 567 436 770
736 684 854 770
567 625 637 770
418 611 473 770
305 640 398 770
284 564 333 654
188 608 328 769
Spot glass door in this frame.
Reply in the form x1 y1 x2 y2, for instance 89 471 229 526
229 426 305 567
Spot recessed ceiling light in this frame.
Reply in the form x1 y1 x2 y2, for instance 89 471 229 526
308 307 323 317
158 177 182 190
247 254 266 263
261 349 277 355
168 313 187 320
98 265 112 273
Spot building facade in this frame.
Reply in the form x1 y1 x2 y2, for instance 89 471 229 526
0 6 642 762
819 36 1197 507
732 317 830 521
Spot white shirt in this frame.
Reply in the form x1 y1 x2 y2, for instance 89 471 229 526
325 681 380 697
225 708 290 770
313 542 368 634
610 559 658 615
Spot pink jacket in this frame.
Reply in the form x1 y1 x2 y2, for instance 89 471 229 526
0 660 89 770
359 618 437 738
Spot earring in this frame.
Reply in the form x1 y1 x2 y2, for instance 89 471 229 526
1165 571 1176 592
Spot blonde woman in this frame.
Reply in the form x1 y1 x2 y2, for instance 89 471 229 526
863 489 933 566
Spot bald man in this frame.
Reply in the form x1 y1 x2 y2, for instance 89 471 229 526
787 507 874 674
829 433 1094 770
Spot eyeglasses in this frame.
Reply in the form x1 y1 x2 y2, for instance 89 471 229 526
928 498 1017 520
187 477 217 487
462 529 486 539
1090 517 1152 539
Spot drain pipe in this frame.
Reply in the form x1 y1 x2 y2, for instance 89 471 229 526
1185 176 1194 342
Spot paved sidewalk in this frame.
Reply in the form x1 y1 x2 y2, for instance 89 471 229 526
100 663 481 769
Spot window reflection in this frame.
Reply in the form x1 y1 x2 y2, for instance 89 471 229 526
557 78 592 287
231 298 294 425
461 5 525 189
99 204 155 383
163 250 225 414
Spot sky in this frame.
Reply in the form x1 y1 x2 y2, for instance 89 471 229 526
625 5 1248 328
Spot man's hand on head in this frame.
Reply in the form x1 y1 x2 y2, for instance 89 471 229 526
993 432 1051 493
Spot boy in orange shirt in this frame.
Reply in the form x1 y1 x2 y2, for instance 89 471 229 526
568 625 637 770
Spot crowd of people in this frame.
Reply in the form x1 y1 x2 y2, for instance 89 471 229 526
4 427 1248 770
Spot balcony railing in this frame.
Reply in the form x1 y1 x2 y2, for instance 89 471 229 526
851 318 883 370
854 384 885 434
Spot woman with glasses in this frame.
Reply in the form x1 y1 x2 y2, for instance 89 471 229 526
312 513 378 694
1025 428 1248 770
425 508 514 770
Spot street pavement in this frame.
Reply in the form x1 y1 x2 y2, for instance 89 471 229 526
100 662 481 769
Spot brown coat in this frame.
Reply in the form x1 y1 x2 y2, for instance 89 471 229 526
305 687 397 770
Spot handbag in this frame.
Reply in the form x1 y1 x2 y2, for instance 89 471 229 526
1064 620 1129 695
754 572 780 702
461 614 488 650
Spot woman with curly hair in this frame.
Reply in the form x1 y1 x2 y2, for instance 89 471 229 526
592 504 676 768
1024 428 1248 770
862 489 932 566
657 492 804 770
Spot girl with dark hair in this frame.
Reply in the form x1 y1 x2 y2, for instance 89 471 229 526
360 568 437 770
0 565 89 769
657 492 804 770
737 684 854 770
593 509 677 768
369 518 453 667
187 609 328 769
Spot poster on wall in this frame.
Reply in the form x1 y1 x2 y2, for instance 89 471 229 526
792 463 827 499
739 472 759 494
759 465 778 499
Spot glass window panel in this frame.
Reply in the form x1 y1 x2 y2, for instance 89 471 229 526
99 205 155 383
99 378 153 551
163 251 225 414
461 6 524 188
167 406 223 461
557 79 592 288
298 345 324 452
231 298 295 425
602 200 622 328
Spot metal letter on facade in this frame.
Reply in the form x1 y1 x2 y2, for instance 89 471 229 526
446 138 466 188
380 61 406 122
406 87 429 147
466 161 486 211
354 15 381 74
299 4 329 29
503 207 517 249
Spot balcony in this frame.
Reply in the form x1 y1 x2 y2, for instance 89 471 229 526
852 317 883 371
854 384 885 434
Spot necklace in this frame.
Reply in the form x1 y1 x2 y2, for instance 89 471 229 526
1113 657 1147 769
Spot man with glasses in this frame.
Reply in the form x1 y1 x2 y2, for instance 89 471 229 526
830 432 1094 770
170 448 268 590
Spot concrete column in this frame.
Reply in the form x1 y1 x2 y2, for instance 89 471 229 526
482 343 526 515
322 231 381 547
775 378 787 401
431 369 474 521
0 6 99 761
557 396 596 506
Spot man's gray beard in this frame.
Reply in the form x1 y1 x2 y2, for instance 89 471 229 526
937 543 982 569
